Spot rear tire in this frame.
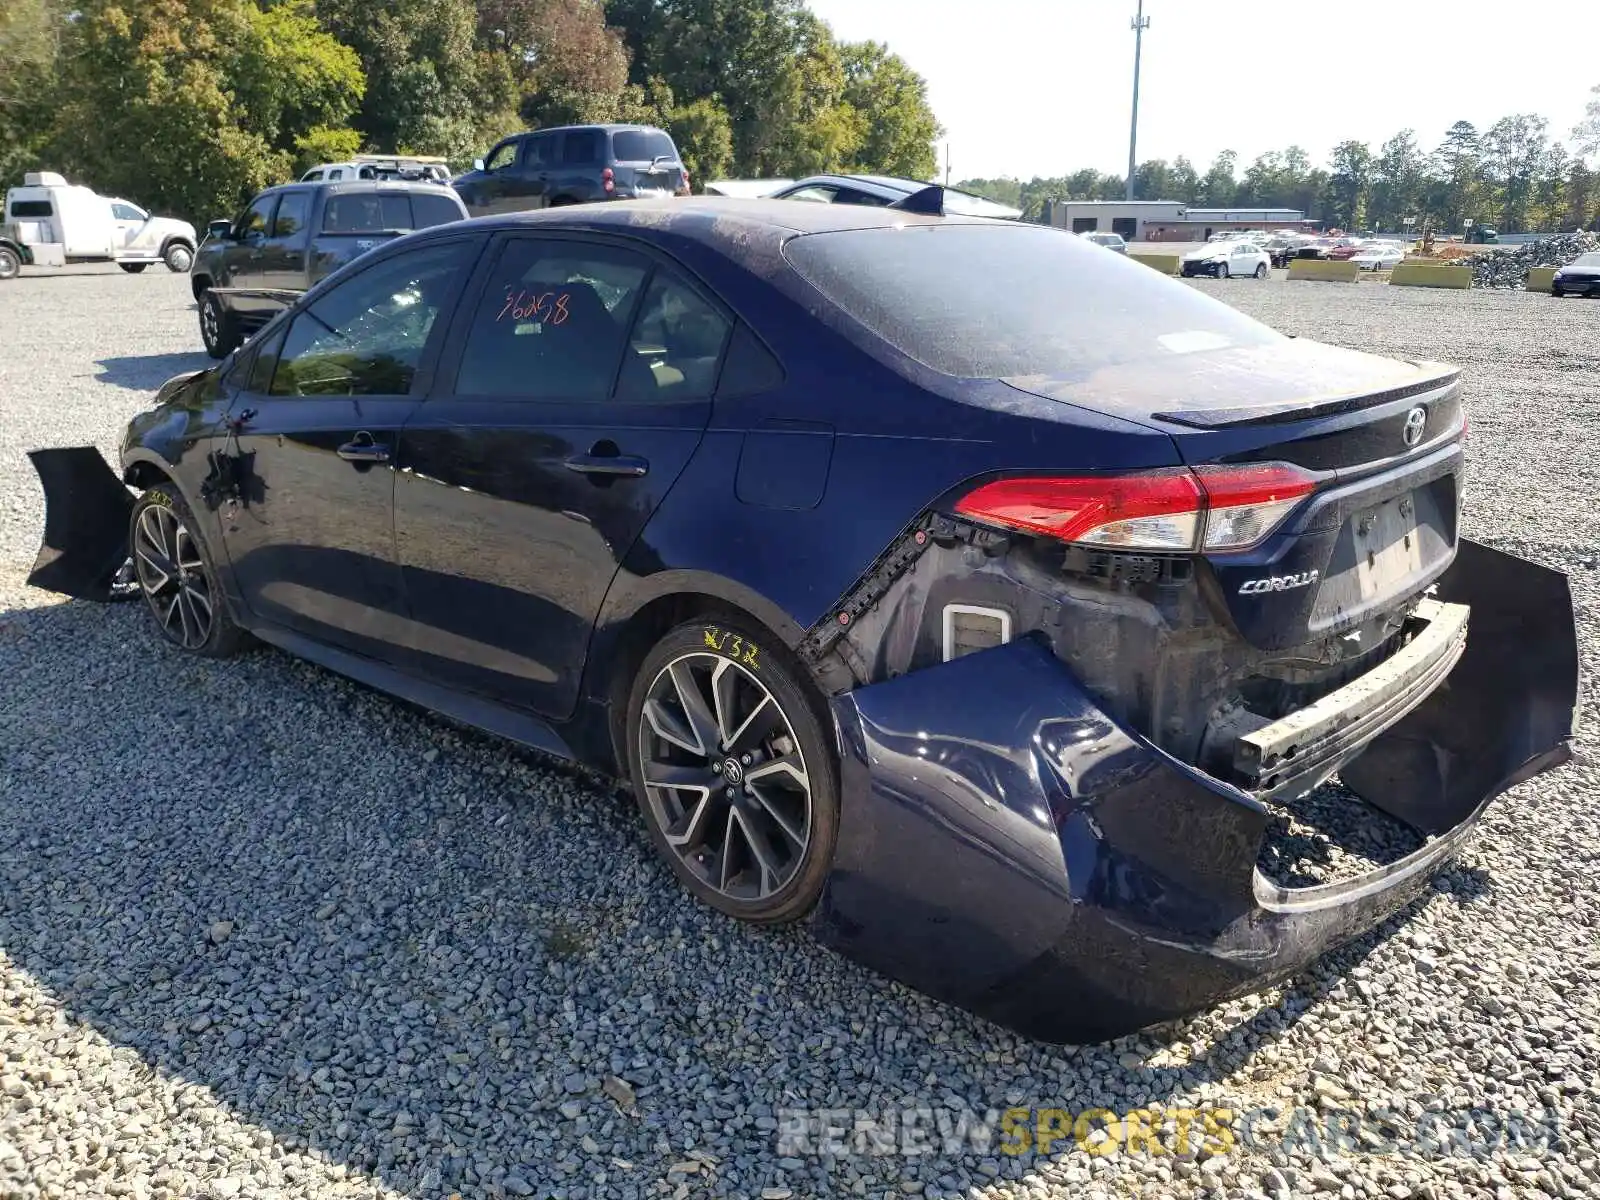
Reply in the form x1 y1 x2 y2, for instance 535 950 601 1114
163 241 194 273
119 263 149 274
200 290 241 359
625 619 839 924
0 245 20 280
129 485 247 658
1254 263 1267 279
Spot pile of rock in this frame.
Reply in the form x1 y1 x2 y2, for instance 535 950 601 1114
1461 231 1600 288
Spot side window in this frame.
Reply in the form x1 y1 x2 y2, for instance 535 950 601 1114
245 327 286 392
453 238 650 399
237 195 276 240
271 192 309 239
269 241 471 398
412 193 465 229
112 202 146 221
562 129 602 166
484 140 519 172
616 271 731 402
8 199 53 218
523 134 556 169
831 188 889 208
783 186 837 204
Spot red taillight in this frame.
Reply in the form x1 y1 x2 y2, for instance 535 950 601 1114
602 167 614 194
954 463 1315 553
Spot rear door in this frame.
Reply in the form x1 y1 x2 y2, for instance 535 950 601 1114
218 236 481 658
393 232 730 717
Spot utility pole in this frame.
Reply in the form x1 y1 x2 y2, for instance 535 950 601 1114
944 142 951 187
1126 0 1150 201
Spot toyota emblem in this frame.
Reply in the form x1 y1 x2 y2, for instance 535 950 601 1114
1401 406 1427 448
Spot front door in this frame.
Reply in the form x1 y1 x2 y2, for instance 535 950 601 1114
258 189 311 289
218 236 480 659
223 192 278 286
394 233 730 717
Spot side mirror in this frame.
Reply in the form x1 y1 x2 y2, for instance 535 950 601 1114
473 157 485 172
207 219 232 240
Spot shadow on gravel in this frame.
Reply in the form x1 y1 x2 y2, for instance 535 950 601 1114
95 352 211 391
0 593 1465 1199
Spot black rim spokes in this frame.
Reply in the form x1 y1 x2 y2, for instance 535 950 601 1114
133 506 211 649
640 653 812 901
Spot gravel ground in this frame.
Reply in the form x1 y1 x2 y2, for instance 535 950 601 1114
1 266 1598 1200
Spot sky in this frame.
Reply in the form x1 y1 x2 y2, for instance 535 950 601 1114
804 0 1600 182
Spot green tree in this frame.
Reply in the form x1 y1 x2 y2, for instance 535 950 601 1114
1573 83 1600 163
1433 120 1484 233
1323 139 1372 229
1168 155 1200 203
838 39 938 178
0 0 65 186
231 0 365 157
317 0 486 159
478 0 629 129
1370 130 1425 232
1482 113 1549 232
666 95 733 183
1200 150 1237 206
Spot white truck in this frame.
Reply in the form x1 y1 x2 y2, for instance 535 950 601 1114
0 172 198 280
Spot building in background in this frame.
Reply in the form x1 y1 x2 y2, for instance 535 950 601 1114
1043 200 1316 242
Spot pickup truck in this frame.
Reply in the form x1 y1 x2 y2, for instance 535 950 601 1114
191 179 467 357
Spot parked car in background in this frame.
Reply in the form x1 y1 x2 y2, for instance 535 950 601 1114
26 196 1578 1044
191 179 466 357
766 174 1023 219
1262 234 1314 268
452 125 689 215
1079 231 1128 254
0 172 196 280
301 155 452 184
1350 243 1406 271
1181 238 1271 278
1552 251 1600 297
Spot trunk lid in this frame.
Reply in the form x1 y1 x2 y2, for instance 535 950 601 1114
1004 338 1467 652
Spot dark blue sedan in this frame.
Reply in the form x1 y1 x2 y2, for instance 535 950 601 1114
28 193 1579 1042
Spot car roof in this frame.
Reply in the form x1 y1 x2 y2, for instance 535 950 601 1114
262 179 458 197
515 124 668 136
424 196 1008 250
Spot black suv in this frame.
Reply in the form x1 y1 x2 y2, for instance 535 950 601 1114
451 124 689 214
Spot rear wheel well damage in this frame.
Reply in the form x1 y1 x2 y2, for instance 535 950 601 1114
123 460 173 491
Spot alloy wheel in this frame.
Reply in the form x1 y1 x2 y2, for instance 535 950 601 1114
133 504 213 650
201 300 219 348
637 652 813 902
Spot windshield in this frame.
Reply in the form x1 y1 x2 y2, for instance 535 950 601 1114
784 224 1283 379
1573 252 1600 269
611 130 677 163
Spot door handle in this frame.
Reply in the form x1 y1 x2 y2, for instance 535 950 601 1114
337 433 391 464
564 452 648 477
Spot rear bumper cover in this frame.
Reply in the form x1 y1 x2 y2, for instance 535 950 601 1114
813 539 1578 1043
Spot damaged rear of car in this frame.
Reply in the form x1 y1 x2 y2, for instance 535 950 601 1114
777 222 1579 1041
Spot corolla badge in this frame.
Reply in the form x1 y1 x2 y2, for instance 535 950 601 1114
1239 569 1319 595
1402 406 1427 448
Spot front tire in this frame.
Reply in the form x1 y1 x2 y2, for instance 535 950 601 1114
119 263 148 274
199 290 241 359
1217 262 1230 279
129 485 246 657
164 241 194 273
626 619 839 924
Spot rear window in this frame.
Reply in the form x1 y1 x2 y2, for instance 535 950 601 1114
9 199 52 218
783 224 1283 379
412 192 464 229
611 130 677 163
323 193 412 233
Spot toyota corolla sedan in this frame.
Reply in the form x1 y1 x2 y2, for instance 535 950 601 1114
28 193 1578 1043
1552 251 1600 297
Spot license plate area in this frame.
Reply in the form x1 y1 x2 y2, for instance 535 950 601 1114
1351 493 1423 600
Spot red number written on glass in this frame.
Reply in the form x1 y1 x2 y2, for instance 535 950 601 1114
495 289 571 325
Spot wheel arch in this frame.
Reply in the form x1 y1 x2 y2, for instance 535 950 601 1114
123 456 177 491
585 575 812 778
191 273 213 301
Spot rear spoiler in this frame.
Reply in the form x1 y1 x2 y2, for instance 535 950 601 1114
886 185 947 216
1152 367 1462 429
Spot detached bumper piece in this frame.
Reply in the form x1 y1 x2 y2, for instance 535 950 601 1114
26 447 134 601
813 539 1578 1043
